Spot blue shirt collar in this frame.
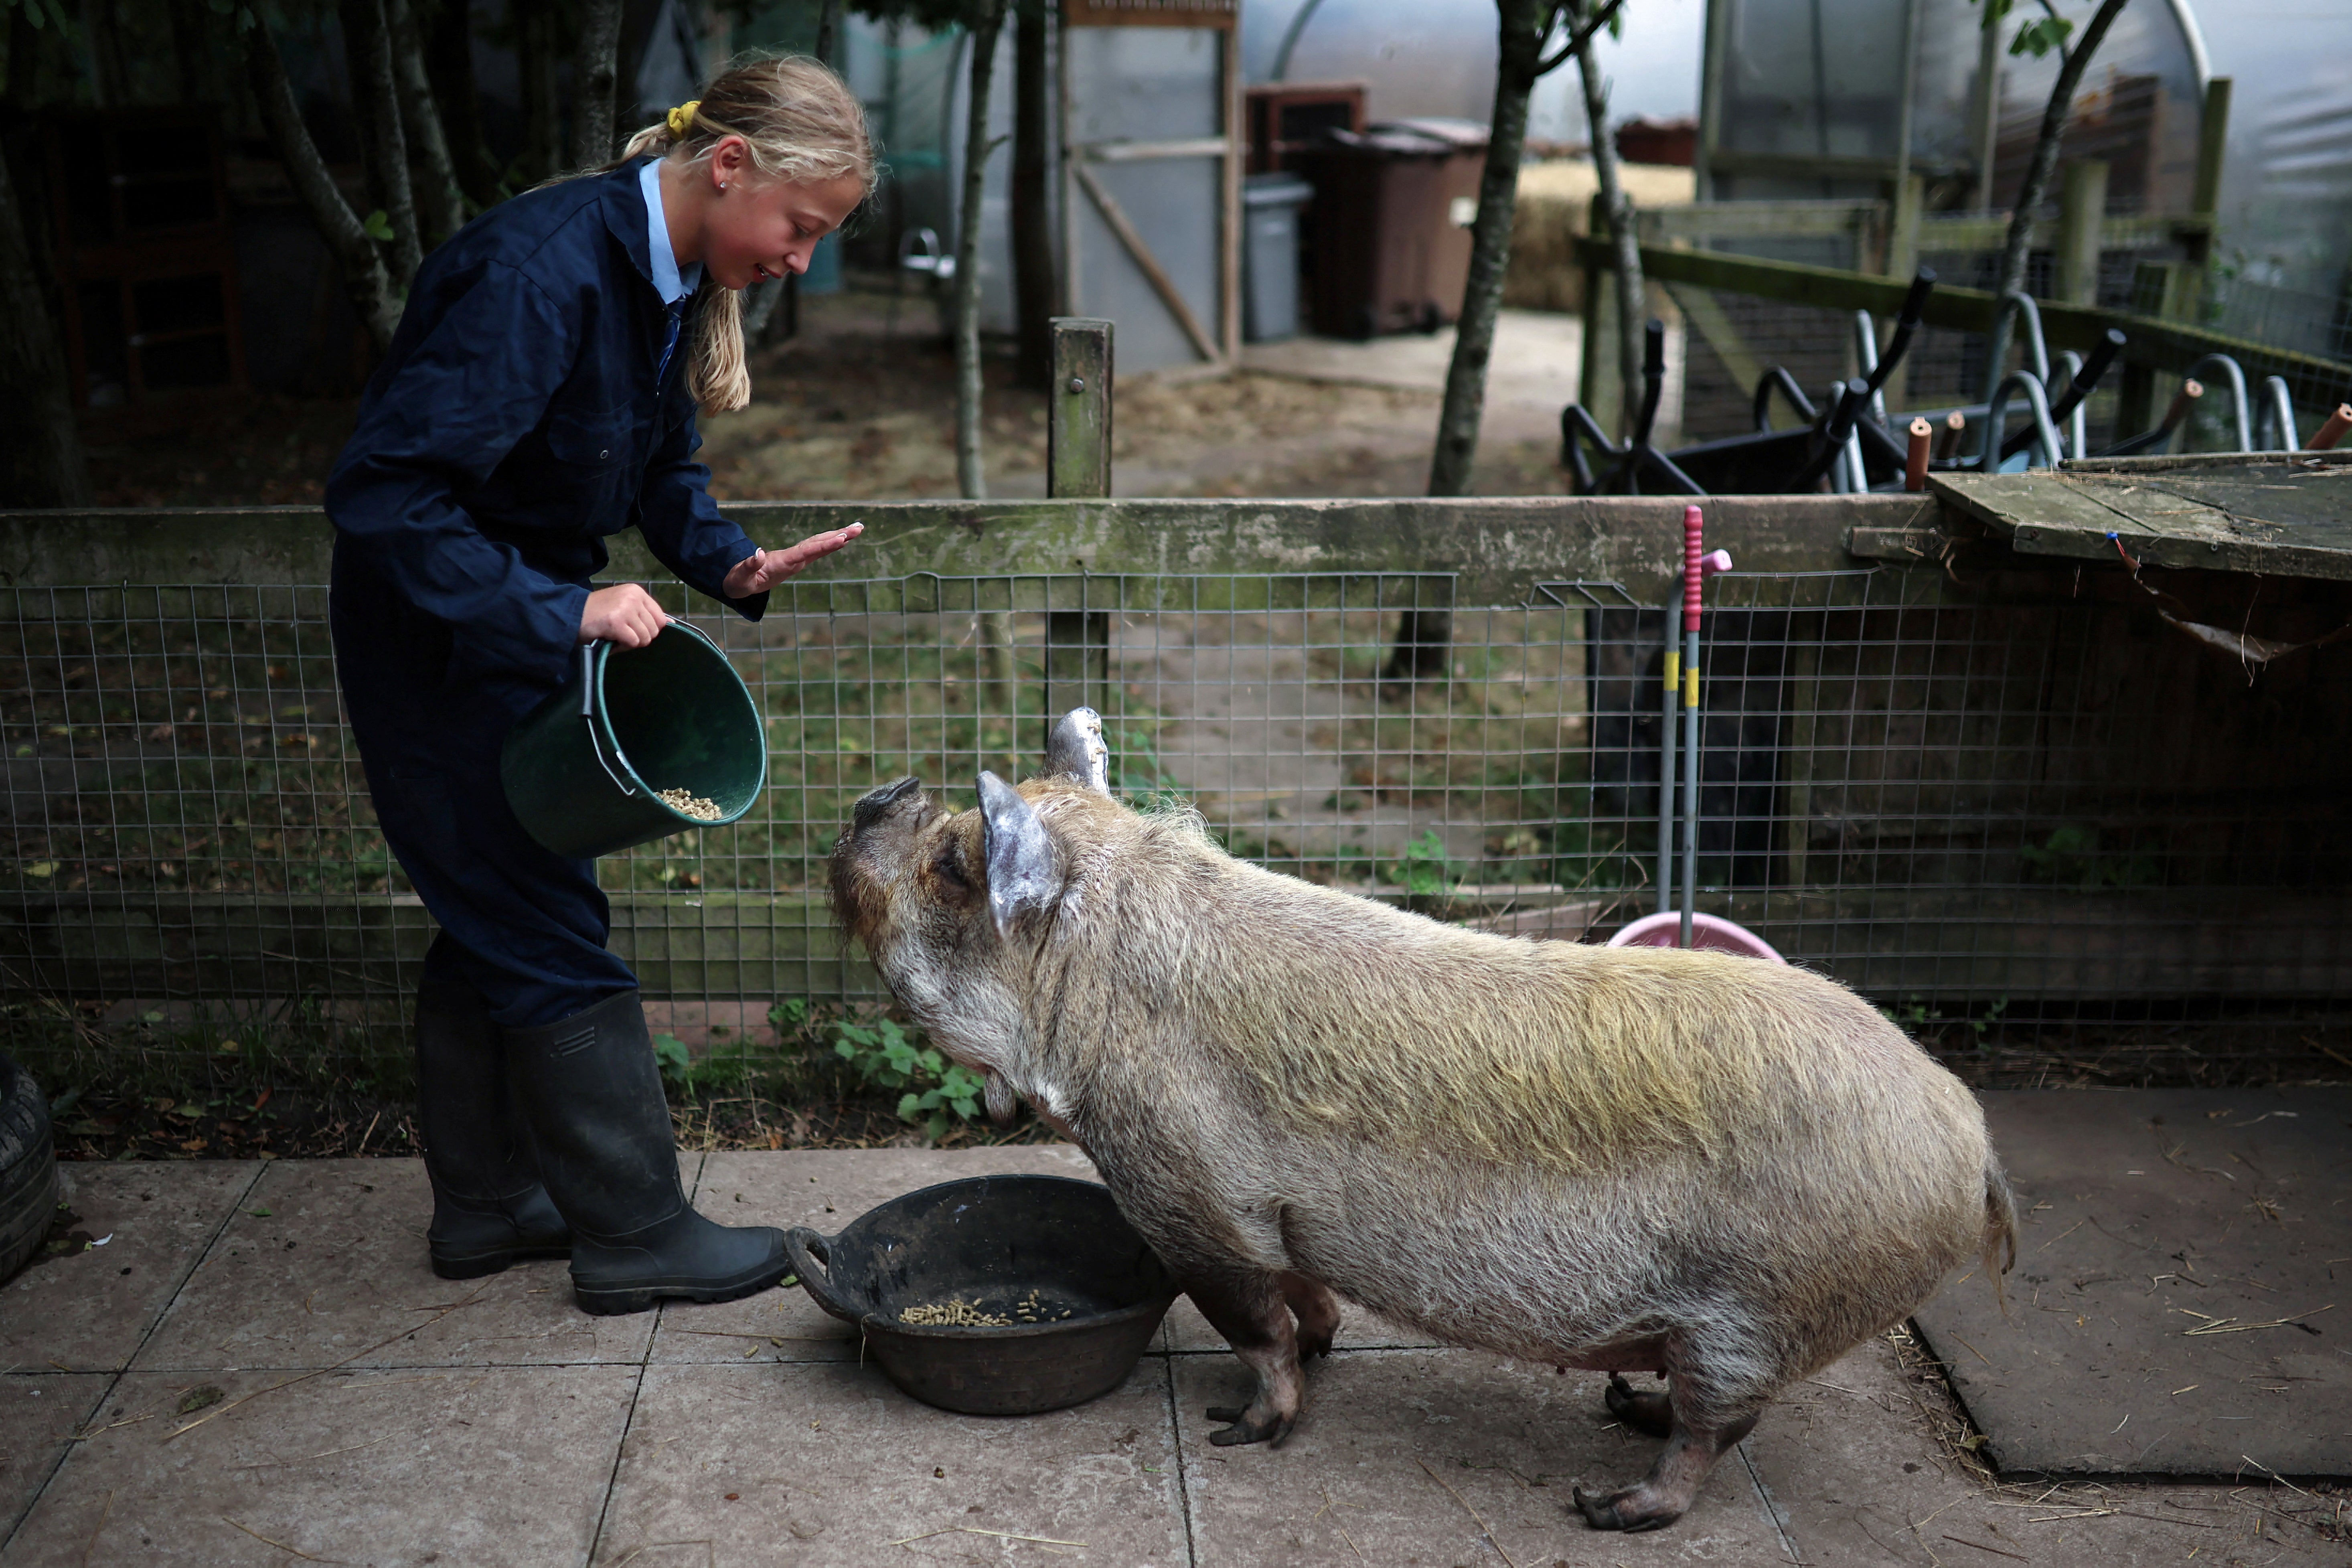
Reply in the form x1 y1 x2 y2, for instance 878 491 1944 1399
639 158 704 306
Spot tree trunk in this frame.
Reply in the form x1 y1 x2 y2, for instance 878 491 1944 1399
342 0 422 287
0 145 91 506
815 0 841 64
1578 31 1644 435
1978 0 2130 400
954 3 1007 501
8 5 40 105
168 0 219 105
513 0 563 187
426 0 501 208
244 19 405 350
1010 0 1055 389
1427 0 1547 497
83 0 133 105
387 0 466 245
570 0 623 168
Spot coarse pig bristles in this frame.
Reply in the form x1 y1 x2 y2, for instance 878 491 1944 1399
1024 787 1889 1174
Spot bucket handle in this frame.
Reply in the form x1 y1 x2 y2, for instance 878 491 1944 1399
783 1226 860 1323
577 642 640 798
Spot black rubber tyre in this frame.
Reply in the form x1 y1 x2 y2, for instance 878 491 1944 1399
0 1052 61 1287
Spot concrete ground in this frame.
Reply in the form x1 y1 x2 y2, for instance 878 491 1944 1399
4 1145 2340 1567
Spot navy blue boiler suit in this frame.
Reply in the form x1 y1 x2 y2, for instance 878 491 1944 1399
326 159 767 1029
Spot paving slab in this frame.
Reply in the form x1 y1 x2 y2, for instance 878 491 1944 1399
592 1358 1188 1566
3 1162 262 1374
1171 1349 1786 1567
655 1145 1102 1365
1742 1334 2351 1568
1914 1088 2352 1478
0 1363 638 1568
128 1155 696 1373
0 1376 111 1540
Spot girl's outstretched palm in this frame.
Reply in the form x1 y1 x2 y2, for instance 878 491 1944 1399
723 523 863 599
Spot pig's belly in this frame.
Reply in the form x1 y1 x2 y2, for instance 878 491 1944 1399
1261 1155 1961 1366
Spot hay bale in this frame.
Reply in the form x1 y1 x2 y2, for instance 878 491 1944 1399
1506 160 1696 314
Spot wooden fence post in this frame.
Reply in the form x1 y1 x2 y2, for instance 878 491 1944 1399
1048 317 1113 499
1045 317 1113 746
2056 159 2108 308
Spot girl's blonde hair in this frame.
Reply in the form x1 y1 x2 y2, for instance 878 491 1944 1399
611 55 877 415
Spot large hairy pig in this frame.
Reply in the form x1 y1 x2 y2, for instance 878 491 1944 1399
829 713 2014 1533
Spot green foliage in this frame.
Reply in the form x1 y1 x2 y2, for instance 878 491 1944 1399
362 209 397 243
652 1032 692 1090
1384 829 1461 900
1880 995 2010 1046
652 1032 754 1096
1971 0 2073 59
3 0 75 33
2019 826 2158 889
830 1017 986 1143
2008 14 2073 58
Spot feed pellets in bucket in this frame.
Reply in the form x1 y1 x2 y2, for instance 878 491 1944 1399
501 621 768 859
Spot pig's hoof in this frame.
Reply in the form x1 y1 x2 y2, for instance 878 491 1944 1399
1572 1485 1679 1533
1604 1373 1673 1439
1205 1406 1293 1446
1298 1325 1335 1359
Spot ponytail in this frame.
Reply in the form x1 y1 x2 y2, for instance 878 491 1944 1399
579 55 877 416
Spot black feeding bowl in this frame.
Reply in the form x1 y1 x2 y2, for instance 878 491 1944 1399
783 1174 1179 1416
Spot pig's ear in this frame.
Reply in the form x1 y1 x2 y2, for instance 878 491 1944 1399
1043 707 1112 796
977 771 1060 939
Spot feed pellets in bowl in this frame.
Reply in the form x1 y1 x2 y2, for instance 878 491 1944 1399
784 1175 1177 1415
657 788 724 821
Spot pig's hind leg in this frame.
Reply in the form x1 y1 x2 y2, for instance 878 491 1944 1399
1190 1266 1309 1447
1573 1327 1776 1532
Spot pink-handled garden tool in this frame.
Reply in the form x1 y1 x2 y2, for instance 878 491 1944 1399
1610 504 1785 961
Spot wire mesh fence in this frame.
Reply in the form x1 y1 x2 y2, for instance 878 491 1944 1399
4 567 2346 1096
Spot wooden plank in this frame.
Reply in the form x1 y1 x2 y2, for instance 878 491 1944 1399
1929 471 2166 542
1072 160 1220 364
1929 462 2352 581
0 494 1944 609
1573 237 2352 410
0 891 854 1000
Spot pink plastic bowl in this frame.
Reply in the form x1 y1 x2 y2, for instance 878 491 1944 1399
1605 911 1786 962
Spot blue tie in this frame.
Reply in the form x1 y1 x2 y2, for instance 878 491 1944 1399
656 298 686 386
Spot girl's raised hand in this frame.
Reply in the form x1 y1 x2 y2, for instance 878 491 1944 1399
578 583 673 647
723 523 864 600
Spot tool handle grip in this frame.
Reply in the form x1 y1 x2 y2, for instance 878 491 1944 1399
1682 505 1705 630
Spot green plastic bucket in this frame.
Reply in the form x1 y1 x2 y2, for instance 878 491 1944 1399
500 621 768 859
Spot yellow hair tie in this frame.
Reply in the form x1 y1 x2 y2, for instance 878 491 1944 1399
666 100 699 138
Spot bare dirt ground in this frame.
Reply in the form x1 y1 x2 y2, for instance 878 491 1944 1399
73 281 1572 508
687 283 1573 502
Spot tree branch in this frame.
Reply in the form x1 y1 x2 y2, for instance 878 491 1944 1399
1535 0 1626 79
386 0 466 246
1979 0 2129 397
954 3 1009 500
242 18 404 351
340 0 420 286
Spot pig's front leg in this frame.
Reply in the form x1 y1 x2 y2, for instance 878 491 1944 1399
1188 1265 1307 1446
1278 1270 1340 1358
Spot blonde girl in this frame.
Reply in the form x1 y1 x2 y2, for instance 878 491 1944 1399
325 57 873 1316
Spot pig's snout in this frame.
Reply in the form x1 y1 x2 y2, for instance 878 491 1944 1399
851 775 924 835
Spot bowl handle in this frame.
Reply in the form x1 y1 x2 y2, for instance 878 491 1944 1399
783 1226 859 1323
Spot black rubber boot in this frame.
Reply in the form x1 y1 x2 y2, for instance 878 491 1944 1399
504 990 791 1316
415 973 571 1280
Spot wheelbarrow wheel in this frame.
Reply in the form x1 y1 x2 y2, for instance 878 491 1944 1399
0 1053 61 1287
